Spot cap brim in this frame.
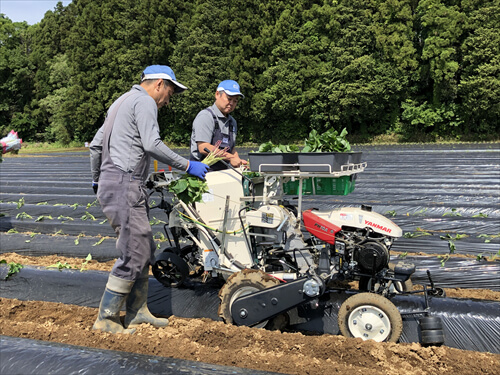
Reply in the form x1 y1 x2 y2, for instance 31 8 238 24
171 80 188 94
218 88 244 98
142 72 188 93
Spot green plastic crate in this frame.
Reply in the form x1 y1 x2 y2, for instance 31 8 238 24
283 175 356 196
283 178 313 195
314 175 356 195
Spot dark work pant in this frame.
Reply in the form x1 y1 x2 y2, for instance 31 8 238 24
97 172 155 281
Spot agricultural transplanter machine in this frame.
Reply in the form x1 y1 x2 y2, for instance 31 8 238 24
147 153 445 344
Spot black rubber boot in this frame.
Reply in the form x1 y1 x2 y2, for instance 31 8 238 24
124 276 169 328
93 276 135 334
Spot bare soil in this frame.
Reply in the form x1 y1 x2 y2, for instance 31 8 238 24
1 253 499 375
1 298 499 375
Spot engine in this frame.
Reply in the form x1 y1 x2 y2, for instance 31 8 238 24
303 207 401 279
245 204 401 281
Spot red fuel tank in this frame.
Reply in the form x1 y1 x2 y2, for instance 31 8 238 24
302 209 341 244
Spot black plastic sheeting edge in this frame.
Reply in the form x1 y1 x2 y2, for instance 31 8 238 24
1 266 499 354
2 240 498 291
0 335 282 375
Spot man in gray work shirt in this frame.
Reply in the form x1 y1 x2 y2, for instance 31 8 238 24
89 65 209 334
190 80 247 171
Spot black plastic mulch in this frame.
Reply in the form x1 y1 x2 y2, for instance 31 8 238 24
1 144 499 290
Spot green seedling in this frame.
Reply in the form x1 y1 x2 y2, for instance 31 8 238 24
437 254 450 267
398 252 408 259
149 217 167 226
475 253 488 261
413 208 428 216
86 199 98 209
80 254 92 272
0 260 24 279
493 250 500 261
35 215 53 222
48 261 72 270
149 200 156 208
54 230 64 235
16 197 25 209
403 228 432 238
81 212 96 221
168 176 209 205
92 238 105 246
472 213 488 218
74 233 85 245
385 210 397 217
258 141 300 153
58 215 74 222
7 228 19 233
99 218 108 224
478 234 500 243
443 208 461 217
16 212 32 220
440 233 468 241
154 232 167 241
36 202 48 205
24 233 40 243
69 203 79 210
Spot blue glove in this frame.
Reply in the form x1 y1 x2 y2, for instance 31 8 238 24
186 161 209 180
92 181 98 194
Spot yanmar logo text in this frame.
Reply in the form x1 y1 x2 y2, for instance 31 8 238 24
365 220 392 234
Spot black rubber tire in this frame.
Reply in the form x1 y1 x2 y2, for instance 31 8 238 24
152 251 190 288
338 293 403 343
420 316 444 331
421 330 445 345
218 269 280 328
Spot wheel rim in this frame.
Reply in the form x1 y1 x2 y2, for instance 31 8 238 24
347 304 392 342
156 260 183 284
230 286 268 328
152 252 189 287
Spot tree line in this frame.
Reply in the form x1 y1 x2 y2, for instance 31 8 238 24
1 0 498 145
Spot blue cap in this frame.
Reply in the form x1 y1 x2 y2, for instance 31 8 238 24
141 65 188 93
217 80 244 98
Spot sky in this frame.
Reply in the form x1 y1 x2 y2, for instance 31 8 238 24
1 0 72 25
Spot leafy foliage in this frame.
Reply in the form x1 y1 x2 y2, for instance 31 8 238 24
168 175 209 205
258 142 300 153
0 260 24 279
302 128 351 153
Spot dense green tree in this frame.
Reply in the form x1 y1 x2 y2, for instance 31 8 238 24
458 0 500 137
0 0 498 144
28 2 76 140
0 16 36 138
64 0 186 141
168 0 287 144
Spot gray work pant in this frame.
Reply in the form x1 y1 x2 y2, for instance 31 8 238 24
97 172 155 281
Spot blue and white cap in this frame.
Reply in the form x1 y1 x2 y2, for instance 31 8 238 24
141 65 188 94
217 80 244 98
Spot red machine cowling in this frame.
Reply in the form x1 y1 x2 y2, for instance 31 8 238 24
302 209 341 244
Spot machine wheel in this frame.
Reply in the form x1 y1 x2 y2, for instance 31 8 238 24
419 316 445 346
152 251 190 288
338 293 403 343
218 269 280 328
420 316 443 330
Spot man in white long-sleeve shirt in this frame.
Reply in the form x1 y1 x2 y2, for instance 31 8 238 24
89 65 208 334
